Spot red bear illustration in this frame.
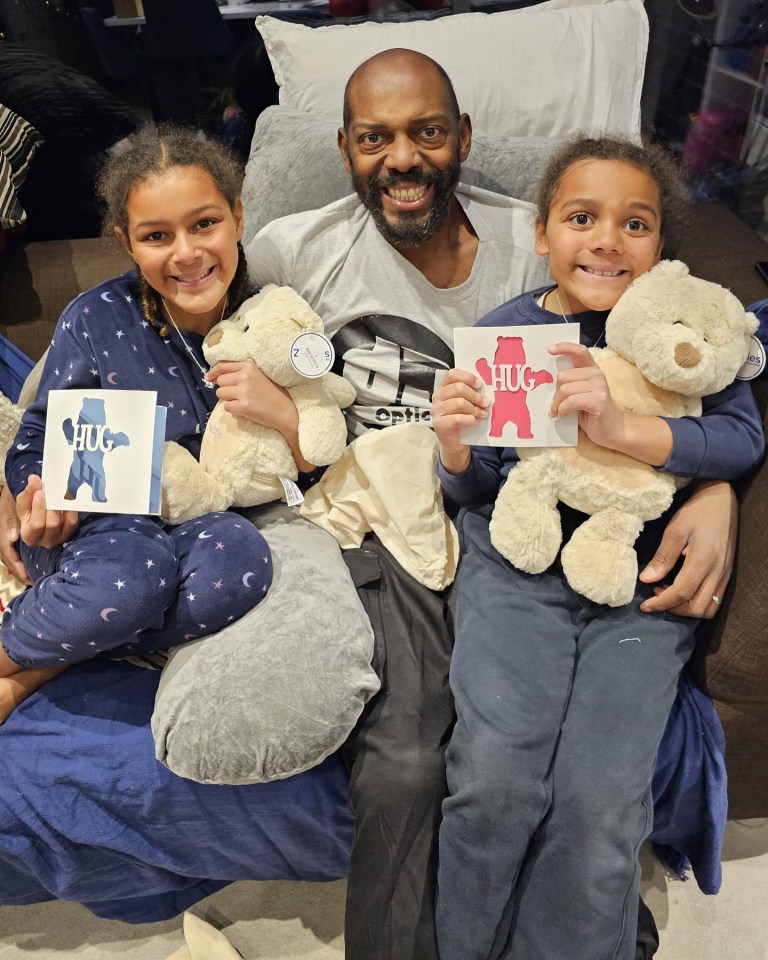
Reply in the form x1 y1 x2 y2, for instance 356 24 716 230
476 336 553 440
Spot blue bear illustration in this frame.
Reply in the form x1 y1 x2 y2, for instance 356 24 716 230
62 397 130 503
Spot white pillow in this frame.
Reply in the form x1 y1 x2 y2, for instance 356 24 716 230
255 0 647 141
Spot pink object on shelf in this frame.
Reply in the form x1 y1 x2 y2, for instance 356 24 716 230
682 111 749 174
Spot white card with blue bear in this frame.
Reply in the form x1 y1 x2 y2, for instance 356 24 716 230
453 324 580 447
42 390 166 514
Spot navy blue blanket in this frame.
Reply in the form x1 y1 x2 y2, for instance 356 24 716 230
0 331 34 403
0 660 352 923
0 662 725 922
650 670 727 895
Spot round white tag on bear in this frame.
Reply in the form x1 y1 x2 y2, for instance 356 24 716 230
290 332 335 379
736 334 766 381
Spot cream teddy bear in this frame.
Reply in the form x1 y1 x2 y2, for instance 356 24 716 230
0 393 24 482
489 260 759 607
161 285 355 525
0 393 26 605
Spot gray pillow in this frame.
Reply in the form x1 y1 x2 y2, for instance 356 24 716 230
152 502 379 783
241 105 562 247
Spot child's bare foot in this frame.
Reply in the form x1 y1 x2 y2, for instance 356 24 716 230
0 646 67 724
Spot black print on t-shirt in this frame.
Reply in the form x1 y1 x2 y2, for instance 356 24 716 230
332 315 456 435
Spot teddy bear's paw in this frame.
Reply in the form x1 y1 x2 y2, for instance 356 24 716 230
561 511 643 607
161 441 232 524
299 418 349 466
324 372 356 410
490 488 561 573
292 388 351 466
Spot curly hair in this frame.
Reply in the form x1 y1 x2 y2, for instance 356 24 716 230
535 134 688 255
96 123 250 331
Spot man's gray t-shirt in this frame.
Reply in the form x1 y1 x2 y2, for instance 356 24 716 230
247 184 550 437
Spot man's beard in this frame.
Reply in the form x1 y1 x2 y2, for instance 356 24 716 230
351 153 461 246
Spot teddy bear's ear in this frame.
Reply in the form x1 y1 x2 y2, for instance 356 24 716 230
231 286 275 325
265 286 324 334
663 259 689 277
639 259 689 286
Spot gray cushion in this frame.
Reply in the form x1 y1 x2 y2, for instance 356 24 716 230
152 502 379 783
241 105 562 247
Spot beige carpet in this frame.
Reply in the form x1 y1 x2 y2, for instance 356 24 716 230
641 818 768 960
1 821 766 959
0 879 345 960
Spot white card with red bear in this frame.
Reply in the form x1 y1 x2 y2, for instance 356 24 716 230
453 323 580 447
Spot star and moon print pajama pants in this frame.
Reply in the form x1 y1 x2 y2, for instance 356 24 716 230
0 511 272 668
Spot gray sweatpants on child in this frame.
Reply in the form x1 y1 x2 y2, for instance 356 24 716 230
436 504 698 960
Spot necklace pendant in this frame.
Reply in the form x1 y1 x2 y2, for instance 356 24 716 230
161 297 226 391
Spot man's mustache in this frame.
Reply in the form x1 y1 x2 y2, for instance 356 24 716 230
369 171 437 189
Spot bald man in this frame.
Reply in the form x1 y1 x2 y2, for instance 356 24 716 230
247 49 733 960
248 49 548 959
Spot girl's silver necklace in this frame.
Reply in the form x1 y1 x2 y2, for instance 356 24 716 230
553 287 605 348
161 298 224 389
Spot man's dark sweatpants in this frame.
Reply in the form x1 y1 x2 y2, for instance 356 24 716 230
342 538 455 960
339 535 660 960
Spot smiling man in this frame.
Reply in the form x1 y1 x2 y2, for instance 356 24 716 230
250 49 547 447
247 49 548 960
245 49 733 960
340 53 466 249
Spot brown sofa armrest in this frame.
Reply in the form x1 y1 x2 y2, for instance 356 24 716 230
676 203 768 308
0 238 131 361
690 383 768 819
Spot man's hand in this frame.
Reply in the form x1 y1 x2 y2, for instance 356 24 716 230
0 485 30 585
639 479 737 619
431 369 489 475
17 475 80 551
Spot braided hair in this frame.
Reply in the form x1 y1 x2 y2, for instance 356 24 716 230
97 123 251 333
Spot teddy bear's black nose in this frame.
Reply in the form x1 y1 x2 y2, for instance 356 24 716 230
675 342 700 368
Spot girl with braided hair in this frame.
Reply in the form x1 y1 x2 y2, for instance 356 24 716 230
0 124 306 722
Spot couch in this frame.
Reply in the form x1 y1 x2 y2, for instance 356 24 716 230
0 0 767 926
